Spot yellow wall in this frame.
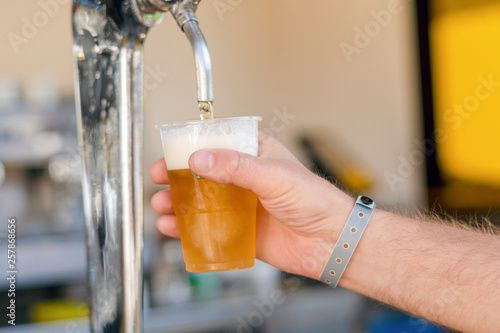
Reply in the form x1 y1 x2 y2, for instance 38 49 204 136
431 2 500 186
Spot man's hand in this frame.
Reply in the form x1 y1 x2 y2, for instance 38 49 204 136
151 132 500 332
151 132 353 279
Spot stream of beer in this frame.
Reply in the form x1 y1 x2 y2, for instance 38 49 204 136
199 101 214 120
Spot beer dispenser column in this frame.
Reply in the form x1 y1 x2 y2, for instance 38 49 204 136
72 0 213 331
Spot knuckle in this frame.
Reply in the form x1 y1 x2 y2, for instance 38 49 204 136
225 150 243 177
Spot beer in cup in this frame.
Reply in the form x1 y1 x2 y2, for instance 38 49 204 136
156 116 261 273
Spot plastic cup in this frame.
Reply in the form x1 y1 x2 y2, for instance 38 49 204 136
156 116 261 272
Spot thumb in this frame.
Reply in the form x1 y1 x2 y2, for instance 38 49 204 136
188 149 295 198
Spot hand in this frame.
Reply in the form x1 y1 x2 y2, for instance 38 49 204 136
151 132 354 279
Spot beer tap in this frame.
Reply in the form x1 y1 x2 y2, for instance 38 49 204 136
139 0 214 117
72 0 213 331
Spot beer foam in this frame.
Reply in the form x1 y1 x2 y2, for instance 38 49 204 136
160 127 259 170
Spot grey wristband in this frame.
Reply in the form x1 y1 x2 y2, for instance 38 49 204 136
319 196 375 287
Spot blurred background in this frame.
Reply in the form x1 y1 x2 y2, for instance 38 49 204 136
0 0 499 332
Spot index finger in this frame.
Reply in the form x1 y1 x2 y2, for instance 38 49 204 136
151 158 170 184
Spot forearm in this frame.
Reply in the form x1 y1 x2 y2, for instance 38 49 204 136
333 208 500 332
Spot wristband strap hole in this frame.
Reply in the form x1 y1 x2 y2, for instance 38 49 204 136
329 270 335 275
343 243 349 249
351 227 357 233
358 212 364 218
336 258 342 264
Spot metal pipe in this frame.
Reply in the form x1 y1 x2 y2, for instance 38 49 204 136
72 0 212 331
182 20 214 103
171 2 214 104
72 1 161 331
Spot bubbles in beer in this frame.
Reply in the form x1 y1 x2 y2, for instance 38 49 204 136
199 101 214 120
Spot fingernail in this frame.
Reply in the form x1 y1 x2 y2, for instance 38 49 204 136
193 150 214 173
190 169 204 179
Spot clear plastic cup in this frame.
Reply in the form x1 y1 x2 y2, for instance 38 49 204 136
156 116 261 272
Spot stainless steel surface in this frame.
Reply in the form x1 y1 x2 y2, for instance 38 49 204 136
169 0 214 104
72 0 212 332
136 0 174 14
181 19 214 104
170 0 199 28
72 1 161 332
140 0 214 104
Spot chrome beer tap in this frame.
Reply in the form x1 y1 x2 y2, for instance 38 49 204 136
72 0 213 331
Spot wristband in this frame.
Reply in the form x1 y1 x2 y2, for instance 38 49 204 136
319 196 375 287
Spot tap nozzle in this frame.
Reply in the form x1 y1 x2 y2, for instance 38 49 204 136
171 1 214 104
135 0 213 105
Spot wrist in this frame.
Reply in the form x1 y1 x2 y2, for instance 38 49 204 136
336 208 394 291
298 192 356 280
